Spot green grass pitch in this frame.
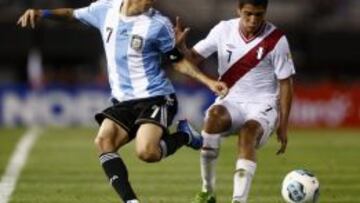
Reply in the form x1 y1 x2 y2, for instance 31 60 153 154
0 128 359 203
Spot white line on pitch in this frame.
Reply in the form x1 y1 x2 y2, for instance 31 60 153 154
0 128 41 203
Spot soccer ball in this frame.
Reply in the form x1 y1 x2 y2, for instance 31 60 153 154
281 169 320 203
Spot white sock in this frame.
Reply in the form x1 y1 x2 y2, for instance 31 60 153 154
200 131 221 193
126 200 139 203
200 148 218 193
232 159 257 203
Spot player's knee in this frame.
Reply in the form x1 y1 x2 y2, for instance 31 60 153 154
240 121 262 147
94 136 108 148
241 121 262 136
94 136 116 153
205 105 231 133
208 105 228 120
95 119 120 151
135 146 160 163
94 136 101 147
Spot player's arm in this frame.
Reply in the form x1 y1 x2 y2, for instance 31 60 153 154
185 49 206 66
172 17 227 95
273 35 296 155
276 77 293 155
17 8 75 28
174 59 228 97
174 17 205 66
167 50 227 97
160 17 227 96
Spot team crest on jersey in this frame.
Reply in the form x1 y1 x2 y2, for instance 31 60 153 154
130 35 144 51
257 47 265 60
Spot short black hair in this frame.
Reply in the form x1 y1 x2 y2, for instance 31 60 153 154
238 0 268 9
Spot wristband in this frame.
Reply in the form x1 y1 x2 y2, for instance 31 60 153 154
41 9 52 18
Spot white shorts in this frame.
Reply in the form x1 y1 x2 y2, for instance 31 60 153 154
205 98 278 148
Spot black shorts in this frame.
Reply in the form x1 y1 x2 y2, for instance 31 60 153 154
95 94 178 140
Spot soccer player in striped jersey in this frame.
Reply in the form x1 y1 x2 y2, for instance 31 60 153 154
176 0 295 202
17 0 228 202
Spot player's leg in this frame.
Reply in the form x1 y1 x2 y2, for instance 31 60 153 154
177 119 204 150
134 94 202 163
232 120 262 203
202 105 231 192
193 104 232 203
232 103 277 203
135 123 163 162
135 121 197 162
95 118 138 203
94 100 141 203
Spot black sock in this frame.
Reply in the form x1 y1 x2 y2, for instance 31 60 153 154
160 131 189 158
99 152 137 202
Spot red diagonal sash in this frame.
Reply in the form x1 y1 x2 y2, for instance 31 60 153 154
220 29 284 88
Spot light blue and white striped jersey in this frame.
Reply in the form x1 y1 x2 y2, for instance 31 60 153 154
74 0 176 102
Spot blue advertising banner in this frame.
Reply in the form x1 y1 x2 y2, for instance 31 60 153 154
0 84 216 127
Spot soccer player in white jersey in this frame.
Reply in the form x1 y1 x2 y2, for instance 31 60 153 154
17 0 228 202
176 0 295 202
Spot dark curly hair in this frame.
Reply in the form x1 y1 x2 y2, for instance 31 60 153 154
238 0 268 9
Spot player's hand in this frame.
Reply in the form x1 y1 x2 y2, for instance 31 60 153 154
17 9 41 29
208 81 228 98
276 125 288 155
174 16 190 49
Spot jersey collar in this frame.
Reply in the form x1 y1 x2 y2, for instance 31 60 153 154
238 19 266 44
119 8 155 22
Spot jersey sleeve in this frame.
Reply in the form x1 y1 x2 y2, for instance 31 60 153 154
193 21 223 58
156 18 176 53
272 36 296 79
73 0 109 29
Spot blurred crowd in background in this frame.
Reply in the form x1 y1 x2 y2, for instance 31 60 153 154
0 0 359 85
0 0 359 128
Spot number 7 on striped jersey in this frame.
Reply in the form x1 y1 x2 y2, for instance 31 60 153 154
106 27 113 43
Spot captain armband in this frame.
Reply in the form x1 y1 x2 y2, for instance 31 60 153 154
165 48 184 63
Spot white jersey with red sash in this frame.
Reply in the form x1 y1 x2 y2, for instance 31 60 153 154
194 18 295 103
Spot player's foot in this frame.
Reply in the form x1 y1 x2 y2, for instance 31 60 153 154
177 119 203 150
192 191 216 203
231 201 241 203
